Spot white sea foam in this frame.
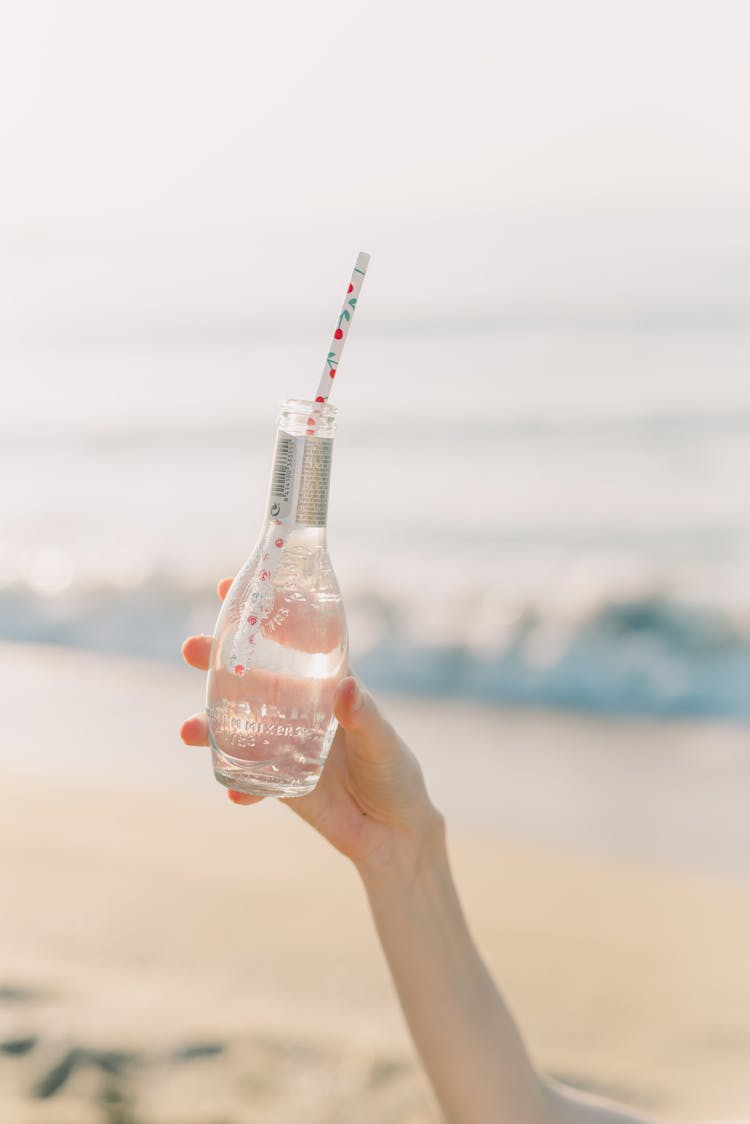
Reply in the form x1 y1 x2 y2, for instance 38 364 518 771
2 269 748 715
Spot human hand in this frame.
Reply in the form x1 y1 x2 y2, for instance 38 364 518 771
181 578 442 878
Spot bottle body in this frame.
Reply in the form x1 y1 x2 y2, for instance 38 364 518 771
206 401 347 797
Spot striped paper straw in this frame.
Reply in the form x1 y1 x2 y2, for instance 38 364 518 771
230 252 370 675
313 251 370 406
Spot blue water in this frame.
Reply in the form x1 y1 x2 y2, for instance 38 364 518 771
2 293 749 717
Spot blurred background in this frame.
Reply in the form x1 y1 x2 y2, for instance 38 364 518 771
2 2 749 1122
3 0 749 717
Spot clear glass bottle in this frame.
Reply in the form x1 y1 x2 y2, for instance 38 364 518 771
206 399 347 797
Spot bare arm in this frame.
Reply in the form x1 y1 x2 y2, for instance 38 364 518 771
182 587 667 1124
359 813 550 1124
357 810 659 1124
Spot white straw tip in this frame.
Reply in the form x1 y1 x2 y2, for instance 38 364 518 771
355 251 371 274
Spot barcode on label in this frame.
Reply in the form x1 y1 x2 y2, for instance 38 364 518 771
271 435 296 504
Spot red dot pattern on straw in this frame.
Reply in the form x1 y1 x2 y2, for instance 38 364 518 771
231 255 368 678
311 252 368 409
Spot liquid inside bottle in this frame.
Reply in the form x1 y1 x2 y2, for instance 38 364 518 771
206 400 347 797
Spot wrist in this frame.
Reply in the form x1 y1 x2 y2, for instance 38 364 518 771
355 802 447 901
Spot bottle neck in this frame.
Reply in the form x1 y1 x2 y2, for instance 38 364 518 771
259 522 328 554
265 427 334 530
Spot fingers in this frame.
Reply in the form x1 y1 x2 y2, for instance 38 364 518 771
181 635 212 670
332 675 361 727
333 675 376 731
332 676 397 761
180 712 209 746
227 789 264 806
181 579 233 667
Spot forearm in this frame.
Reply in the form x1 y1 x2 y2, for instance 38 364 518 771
357 809 551 1124
357 809 663 1124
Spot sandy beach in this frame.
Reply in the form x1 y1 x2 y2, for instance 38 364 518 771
2 643 750 1122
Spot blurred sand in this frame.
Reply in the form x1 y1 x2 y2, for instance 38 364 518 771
2 644 750 1122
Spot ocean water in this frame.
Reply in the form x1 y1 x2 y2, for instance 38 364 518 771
3 288 749 717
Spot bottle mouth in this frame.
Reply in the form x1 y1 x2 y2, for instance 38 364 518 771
279 397 338 437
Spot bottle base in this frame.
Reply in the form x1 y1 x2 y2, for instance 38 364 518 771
211 741 326 799
207 706 338 799
213 765 321 799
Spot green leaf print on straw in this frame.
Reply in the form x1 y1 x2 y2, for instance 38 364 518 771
313 251 370 406
230 252 371 671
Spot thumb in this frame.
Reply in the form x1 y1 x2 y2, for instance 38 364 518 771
333 676 395 760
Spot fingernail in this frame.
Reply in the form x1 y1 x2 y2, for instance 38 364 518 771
351 680 363 711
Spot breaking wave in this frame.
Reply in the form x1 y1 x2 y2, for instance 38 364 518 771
2 578 748 719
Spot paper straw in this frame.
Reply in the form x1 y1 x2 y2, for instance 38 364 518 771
313 251 370 406
230 252 370 676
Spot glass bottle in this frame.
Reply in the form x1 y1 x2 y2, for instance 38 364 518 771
206 399 347 797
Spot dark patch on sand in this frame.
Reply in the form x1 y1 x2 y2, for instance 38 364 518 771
33 1047 86 1098
0 984 44 1004
171 1041 225 1062
1 1035 38 1056
368 1057 412 1087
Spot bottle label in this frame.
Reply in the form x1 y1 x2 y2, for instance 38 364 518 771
296 437 332 526
269 434 298 521
268 432 332 526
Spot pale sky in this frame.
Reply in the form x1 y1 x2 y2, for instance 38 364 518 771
1 0 749 322
2 0 749 227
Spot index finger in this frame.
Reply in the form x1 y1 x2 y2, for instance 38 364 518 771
181 578 233 668
182 634 212 670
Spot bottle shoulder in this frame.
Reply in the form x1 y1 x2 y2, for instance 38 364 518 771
223 529 341 607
